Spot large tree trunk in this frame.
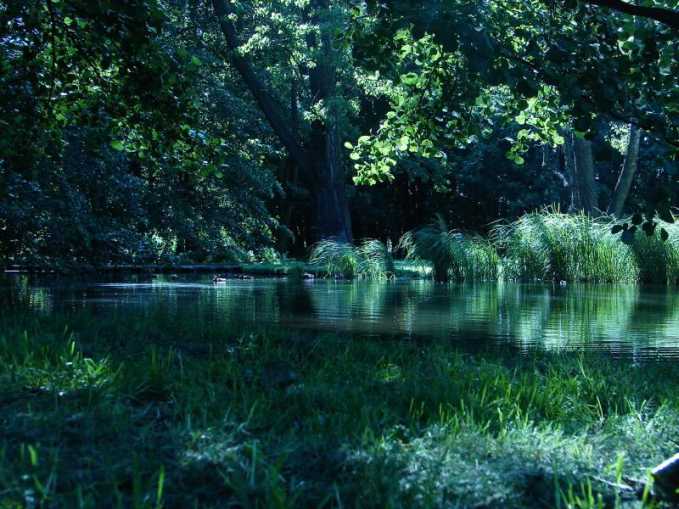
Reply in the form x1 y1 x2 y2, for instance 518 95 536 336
608 124 641 217
573 135 598 214
310 125 353 242
314 171 353 242
564 132 581 211
306 0 352 242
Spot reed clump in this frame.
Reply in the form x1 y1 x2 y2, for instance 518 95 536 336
629 221 679 285
309 210 679 285
310 239 394 279
492 210 639 283
399 215 501 282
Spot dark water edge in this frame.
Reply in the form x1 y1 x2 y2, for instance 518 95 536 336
3 273 679 361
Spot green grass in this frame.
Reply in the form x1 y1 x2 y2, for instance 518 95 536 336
394 209 677 284
0 314 677 508
399 215 501 282
629 223 679 285
309 239 395 280
492 210 640 283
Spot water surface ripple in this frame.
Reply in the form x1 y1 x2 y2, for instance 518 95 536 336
5 275 679 359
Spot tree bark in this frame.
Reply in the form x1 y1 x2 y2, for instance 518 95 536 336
564 132 581 212
584 0 679 30
306 0 353 242
310 125 353 242
573 136 598 214
608 124 641 217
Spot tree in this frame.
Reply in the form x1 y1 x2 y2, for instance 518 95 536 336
0 0 279 265
209 0 353 242
609 124 642 216
573 136 598 214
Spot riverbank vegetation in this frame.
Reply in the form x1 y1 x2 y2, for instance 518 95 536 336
2 0 679 506
307 210 679 285
0 313 678 508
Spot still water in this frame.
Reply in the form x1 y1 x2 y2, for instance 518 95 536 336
5 274 679 359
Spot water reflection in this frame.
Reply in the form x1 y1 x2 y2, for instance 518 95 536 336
4 275 679 358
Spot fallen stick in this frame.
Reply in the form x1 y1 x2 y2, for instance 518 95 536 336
652 453 679 501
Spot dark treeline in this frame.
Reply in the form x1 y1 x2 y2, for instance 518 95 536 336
1 0 677 267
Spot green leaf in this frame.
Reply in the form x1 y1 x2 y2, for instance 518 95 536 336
110 140 125 151
400 73 420 86
551 132 565 145
376 141 393 156
398 136 410 151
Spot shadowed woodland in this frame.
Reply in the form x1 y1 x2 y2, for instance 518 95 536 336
1 0 679 507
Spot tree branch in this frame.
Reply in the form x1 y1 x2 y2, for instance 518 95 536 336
584 0 679 30
210 0 311 176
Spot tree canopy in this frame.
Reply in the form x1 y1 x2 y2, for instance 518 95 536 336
0 0 677 266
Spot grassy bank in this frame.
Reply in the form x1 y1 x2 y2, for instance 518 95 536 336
8 211 676 285
310 211 679 284
0 317 677 507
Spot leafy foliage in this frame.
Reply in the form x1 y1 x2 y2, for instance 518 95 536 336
348 0 679 188
0 0 280 266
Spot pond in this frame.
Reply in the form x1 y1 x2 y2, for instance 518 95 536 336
4 274 679 359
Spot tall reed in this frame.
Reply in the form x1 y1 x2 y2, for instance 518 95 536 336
399 215 500 281
493 210 639 283
310 239 394 279
310 211 678 284
629 221 679 284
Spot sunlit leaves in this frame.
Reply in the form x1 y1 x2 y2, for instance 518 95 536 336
504 87 569 163
110 140 125 151
351 32 463 185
